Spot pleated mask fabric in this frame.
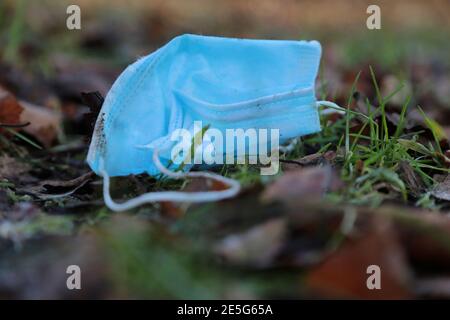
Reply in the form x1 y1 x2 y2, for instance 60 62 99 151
86 34 330 211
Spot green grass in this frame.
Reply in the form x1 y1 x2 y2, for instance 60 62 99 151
312 67 448 208
219 66 450 210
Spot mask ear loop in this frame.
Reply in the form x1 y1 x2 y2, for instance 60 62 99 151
317 100 379 129
99 148 241 212
316 100 346 115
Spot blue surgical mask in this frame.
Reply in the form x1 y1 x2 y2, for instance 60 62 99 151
87 34 340 211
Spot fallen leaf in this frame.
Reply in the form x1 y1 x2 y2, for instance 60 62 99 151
395 210 450 270
160 201 185 219
398 139 433 156
261 166 342 203
431 175 450 201
0 88 23 129
183 177 229 193
159 177 230 218
398 161 425 197
381 75 412 106
18 172 94 200
386 112 415 130
19 100 61 148
280 151 336 171
214 218 286 268
306 215 412 299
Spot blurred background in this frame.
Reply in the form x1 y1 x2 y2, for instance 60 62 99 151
1 0 449 124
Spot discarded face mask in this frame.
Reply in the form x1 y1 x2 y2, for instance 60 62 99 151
87 34 342 211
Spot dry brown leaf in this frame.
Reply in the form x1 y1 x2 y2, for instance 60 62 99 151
214 218 286 268
399 161 425 197
183 177 229 192
160 201 185 219
18 172 94 200
261 166 342 203
395 210 450 270
19 100 61 148
0 87 61 147
306 216 412 299
280 151 336 171
160 177 230 218
0 88 24 128
431 175 450 201
381 75 412 106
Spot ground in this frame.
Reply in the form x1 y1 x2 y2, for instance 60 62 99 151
0 0 450 299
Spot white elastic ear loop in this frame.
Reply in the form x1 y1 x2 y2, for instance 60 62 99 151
99 149 241 212
279 138 299 153
316 100 346 116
